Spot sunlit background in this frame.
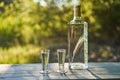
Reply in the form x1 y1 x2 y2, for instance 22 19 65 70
0 0 120 64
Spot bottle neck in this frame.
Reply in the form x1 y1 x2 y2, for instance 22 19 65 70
73 5 81 20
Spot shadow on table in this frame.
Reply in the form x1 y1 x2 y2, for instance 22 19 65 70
42 74 50 80
0 64 70 80
87 68 101 79
69 69 88 79
60 73 70 80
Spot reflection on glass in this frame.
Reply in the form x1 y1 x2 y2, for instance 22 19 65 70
40 49 50 74
57 49 67 73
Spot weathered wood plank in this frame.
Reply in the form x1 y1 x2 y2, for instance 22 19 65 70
0 62 119 80
88 62 120 79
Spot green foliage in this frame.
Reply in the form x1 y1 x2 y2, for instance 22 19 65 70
81 0 120 44
92 0 120 42
0 45 41 64
0 0 120 63
0 0 71 47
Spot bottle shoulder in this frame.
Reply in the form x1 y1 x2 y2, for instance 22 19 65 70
68 19 87 25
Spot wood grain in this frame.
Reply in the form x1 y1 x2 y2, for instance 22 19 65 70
0 62 119 80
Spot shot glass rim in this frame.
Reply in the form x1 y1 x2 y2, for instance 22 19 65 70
41 49 50 54
57 49 66 53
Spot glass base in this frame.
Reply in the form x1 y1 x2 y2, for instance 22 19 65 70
40 70 50 74
56 70 67 74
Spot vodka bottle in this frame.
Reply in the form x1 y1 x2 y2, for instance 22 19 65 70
68 4 88 69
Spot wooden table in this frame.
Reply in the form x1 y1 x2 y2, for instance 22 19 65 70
0 62 120 80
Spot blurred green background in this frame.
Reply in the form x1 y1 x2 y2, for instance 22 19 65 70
0 0 120 64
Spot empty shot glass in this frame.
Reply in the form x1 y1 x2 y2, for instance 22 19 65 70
57 49 67 73
40 49 50 74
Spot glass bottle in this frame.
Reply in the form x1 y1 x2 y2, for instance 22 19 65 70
68 4 88 69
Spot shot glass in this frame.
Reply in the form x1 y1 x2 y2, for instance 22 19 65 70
40 49 50 74
57 49 67 73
